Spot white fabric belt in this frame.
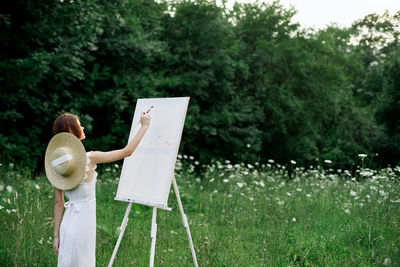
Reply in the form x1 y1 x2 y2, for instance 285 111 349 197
52 154 73 168
64 198 95 213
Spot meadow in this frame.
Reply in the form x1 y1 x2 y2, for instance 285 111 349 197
0 156 399 266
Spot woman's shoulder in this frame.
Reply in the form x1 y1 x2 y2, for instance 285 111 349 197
86 151 96 167
82 151 97 183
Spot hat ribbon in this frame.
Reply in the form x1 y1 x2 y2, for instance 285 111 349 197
52 154 73 168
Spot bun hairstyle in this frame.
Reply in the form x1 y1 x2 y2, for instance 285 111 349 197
52 113 83 139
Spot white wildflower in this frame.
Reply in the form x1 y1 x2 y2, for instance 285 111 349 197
360 170 374 177
35 184 40 190
290 160 296 165
0 205 3 210
189 156 194 160
306 194 311 198
384 258 391 265
350 190 357 197
259 181 265 187
296 188 302 192
227 194 232 198
6 186 12 192
194 161 200 165
183 155 188 159
0 185 3 191
344 209 351 214
237 182 244 188
286 192 292 196
249 197 254 201
11 209 16 213
277 200 284 206
292 218 296 222
268 159 275 163
358 154 367 158
246 144 251 148
324 160 332 164
209 178 214 183
223 179 229 183
195 178 201 183
247 164 253 169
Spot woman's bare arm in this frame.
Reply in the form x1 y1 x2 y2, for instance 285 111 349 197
53 188 64 256
89 113 150 164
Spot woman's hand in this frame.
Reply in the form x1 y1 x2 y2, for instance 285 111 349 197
53 236 60 256
140 112 151 127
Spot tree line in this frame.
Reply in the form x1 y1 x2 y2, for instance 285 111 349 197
0 0 399 170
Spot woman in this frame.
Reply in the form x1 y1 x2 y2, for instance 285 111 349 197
52 112 150 266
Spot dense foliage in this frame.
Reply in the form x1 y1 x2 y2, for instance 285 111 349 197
0 0 399 170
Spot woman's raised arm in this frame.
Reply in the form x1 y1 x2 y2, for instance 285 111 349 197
89 113 150 164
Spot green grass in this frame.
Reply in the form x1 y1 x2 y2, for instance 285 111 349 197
1 160 399 266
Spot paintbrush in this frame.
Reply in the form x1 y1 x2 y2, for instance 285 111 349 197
133 105 154 129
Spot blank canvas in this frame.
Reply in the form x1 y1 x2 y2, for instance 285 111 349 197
115 97 189 210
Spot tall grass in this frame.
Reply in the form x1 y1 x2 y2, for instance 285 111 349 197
0 158 399 266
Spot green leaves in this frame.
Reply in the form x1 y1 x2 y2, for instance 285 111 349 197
0 0 398 169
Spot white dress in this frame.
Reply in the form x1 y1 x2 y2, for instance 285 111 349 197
58 152 97 267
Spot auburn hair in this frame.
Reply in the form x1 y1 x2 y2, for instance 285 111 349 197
52 113 83 139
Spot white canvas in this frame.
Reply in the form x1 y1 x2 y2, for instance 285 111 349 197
115 97 190 209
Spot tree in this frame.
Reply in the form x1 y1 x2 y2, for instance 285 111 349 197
161 0 263 162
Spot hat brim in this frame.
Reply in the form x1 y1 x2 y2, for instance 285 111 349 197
45 133 87 190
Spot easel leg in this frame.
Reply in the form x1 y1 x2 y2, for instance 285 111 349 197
172 176 199 267
108 202 133 267
149 207 158 267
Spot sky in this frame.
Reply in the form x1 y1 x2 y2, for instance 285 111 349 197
223 0 400 29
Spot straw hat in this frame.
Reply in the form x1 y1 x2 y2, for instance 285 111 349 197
45 132 87 190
